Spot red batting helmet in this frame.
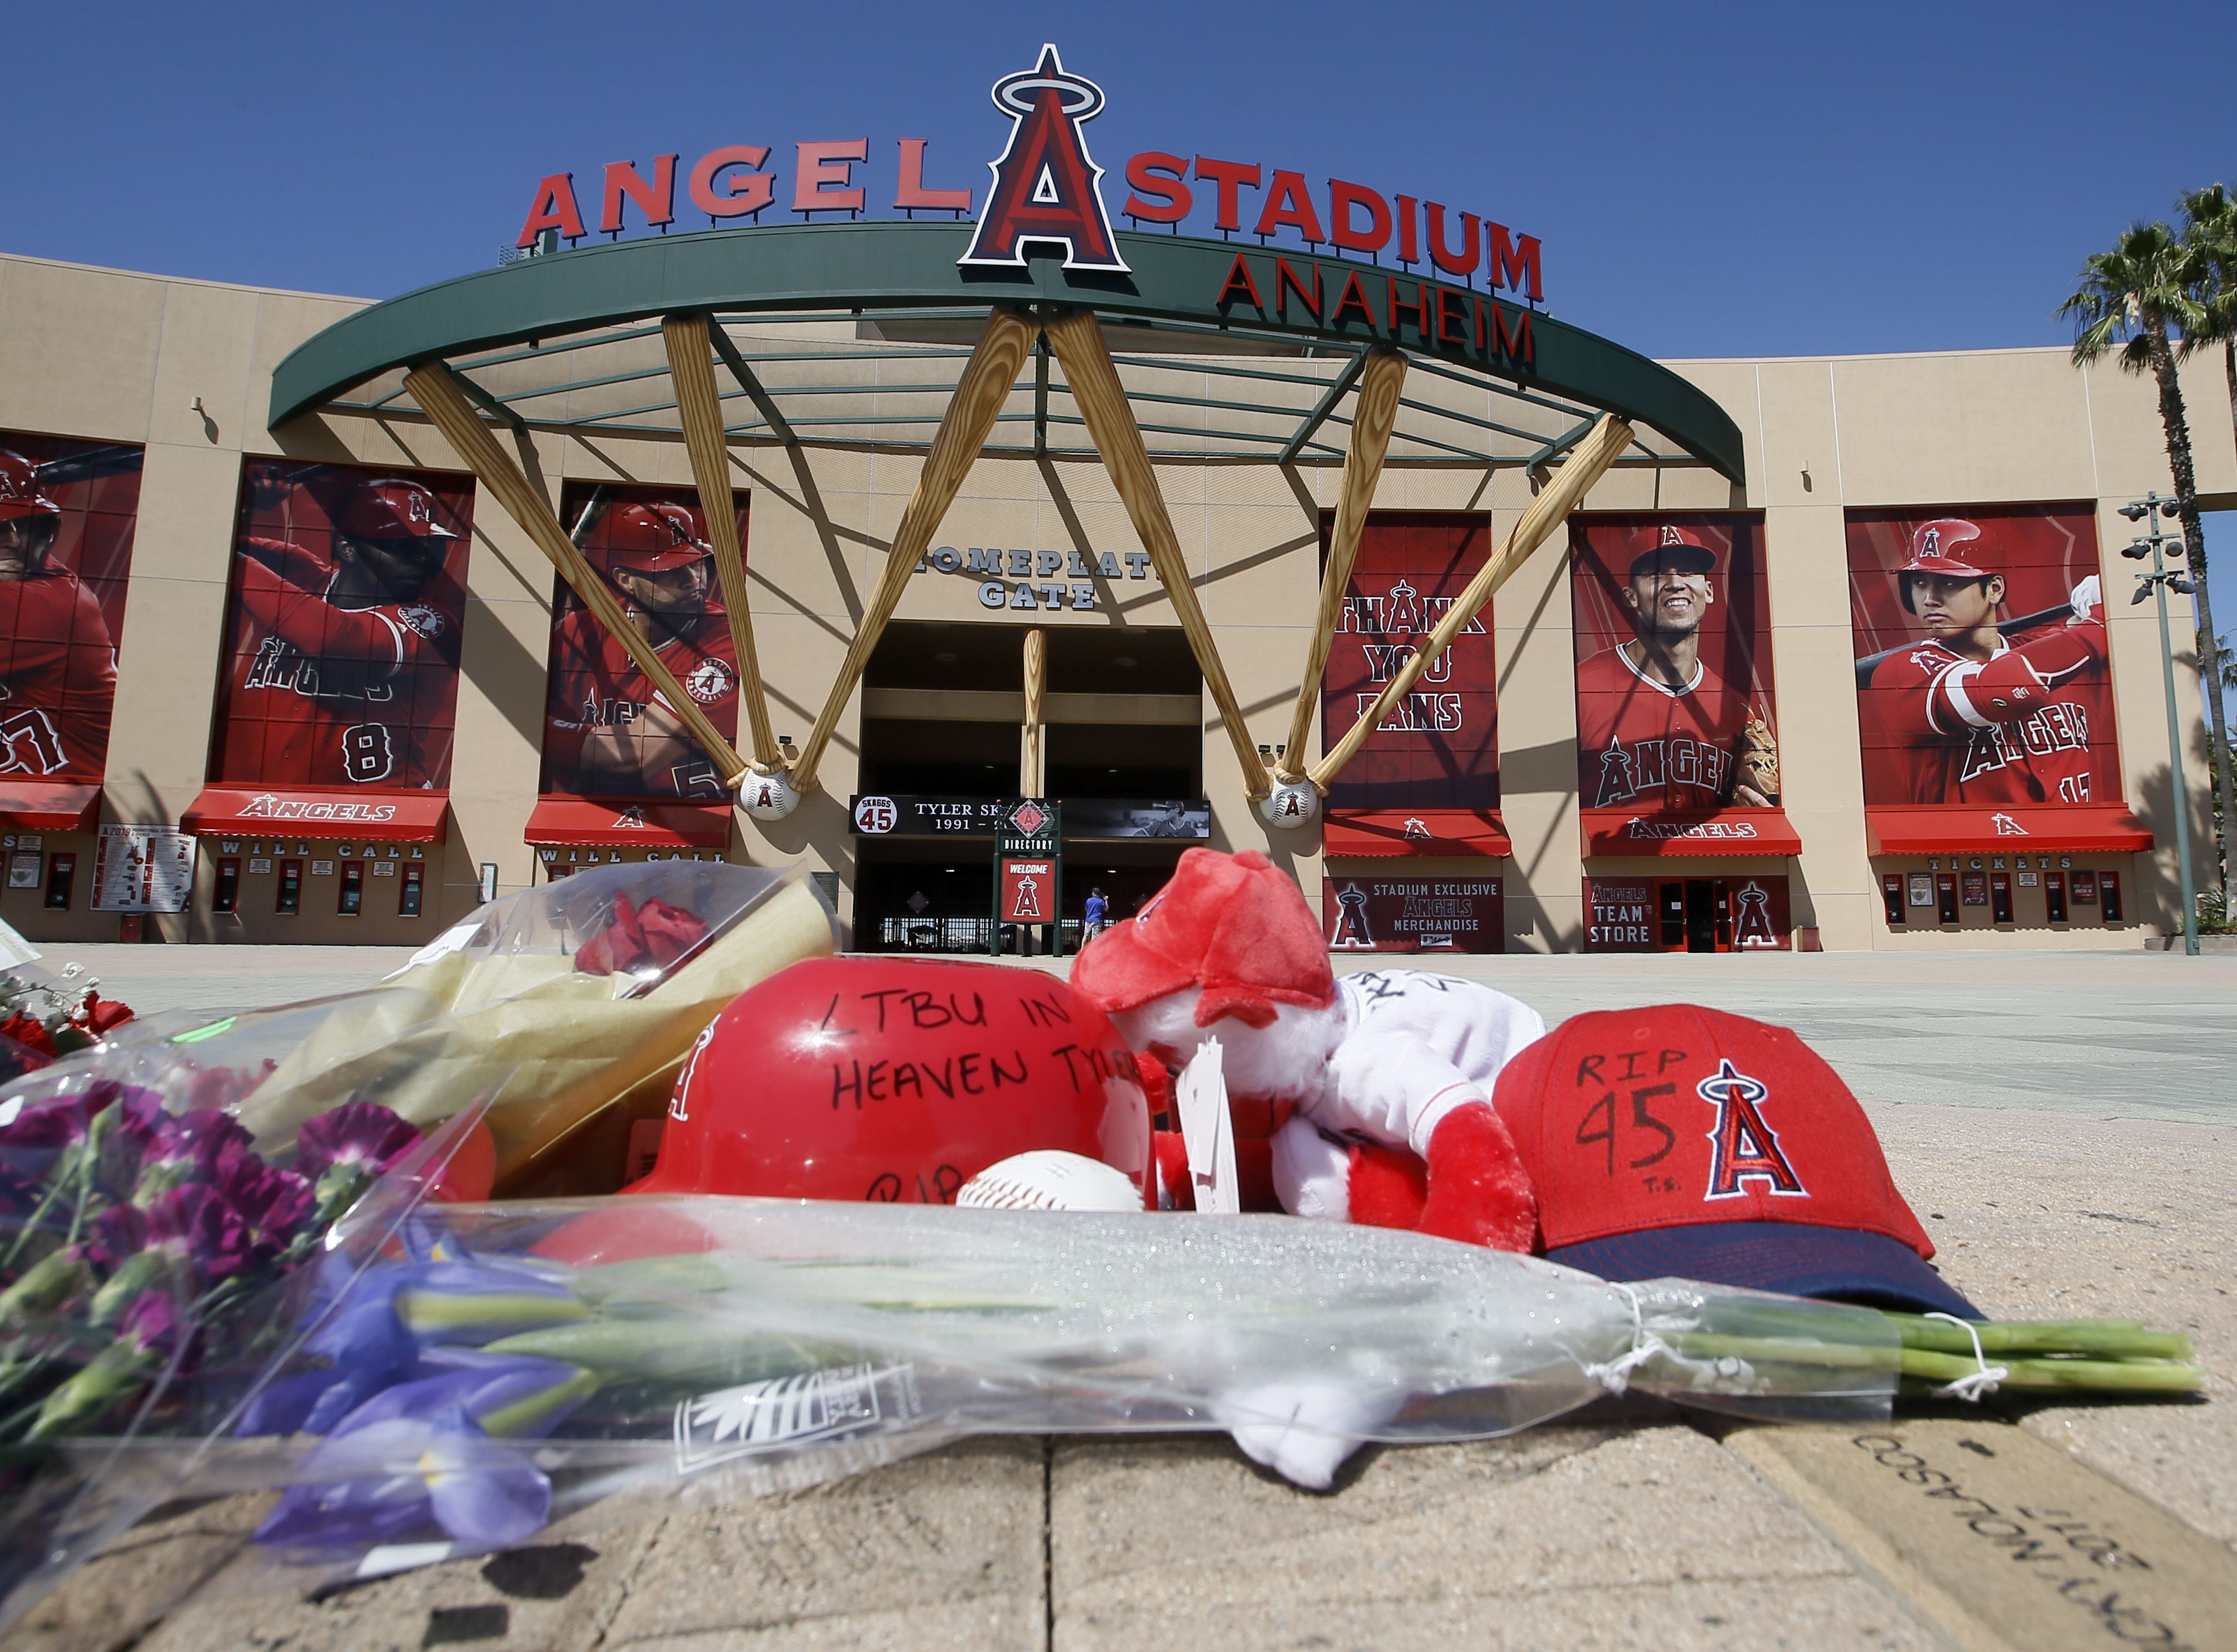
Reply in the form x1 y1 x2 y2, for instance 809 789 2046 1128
1897 519 1993 613
336 478 459 545
0 453 61 524
594 502 712 575
622 956 1151 1205
1626 523 1717 579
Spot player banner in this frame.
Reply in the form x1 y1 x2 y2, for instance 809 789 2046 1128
1319 513 1502 855
1323 875 1504 953
207 460 473 794
539 483 748 802
1569 516 1781 848
0 434 142 803
1847 506 2121 814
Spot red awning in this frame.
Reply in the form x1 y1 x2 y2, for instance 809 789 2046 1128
1582 808 1802 858
1867 805 2152 855
1323 809 1511 858
181 786 449 843
525 797 733 850
0 780 101 832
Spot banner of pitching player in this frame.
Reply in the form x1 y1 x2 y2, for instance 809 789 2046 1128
0 434 142 785
1569 516 1778 815
208 461 474 791
539 483 748 801
1846 506 2118 809
1320 512 1499 813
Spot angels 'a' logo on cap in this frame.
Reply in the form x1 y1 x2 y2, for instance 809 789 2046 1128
1920 527 1941 557
1696 1058 1806 1200
1660 525 1684 547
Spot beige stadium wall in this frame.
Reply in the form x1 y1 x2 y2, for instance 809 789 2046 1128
0 250 2227 951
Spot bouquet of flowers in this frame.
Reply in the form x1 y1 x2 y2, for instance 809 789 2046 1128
0 957 135 1079
201 1195 2199 1583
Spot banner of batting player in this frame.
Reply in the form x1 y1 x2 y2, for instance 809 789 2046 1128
1846 506 2118 810
0 434 142 788
1320 513 1500 846
539 483 747 801
208 461 473 792
1569 516 1779 820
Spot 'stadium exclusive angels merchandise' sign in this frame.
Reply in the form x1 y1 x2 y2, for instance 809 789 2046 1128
0 434 141 832
1323 876 1505 953
526 483 748 858
1319 515 1506 857
1846 505 2148 855
184 460 474 846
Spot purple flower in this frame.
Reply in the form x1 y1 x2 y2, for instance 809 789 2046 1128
252 1355 592 1553
89 1184 253 1300
214 1155 314 1249
237 1256 587 1439
0 1092 101 1182
96 1090 179 1197
296 1104 419 1181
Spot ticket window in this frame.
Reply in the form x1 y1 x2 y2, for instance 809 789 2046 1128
1881 874 1905 928
337 862 364 917
2070 870 2099 921
213 857 241 914
2044 872 2067 924
43 853 74 911
276 859 302 917
1990 873 2014 925
399 863 425 918
1936 874 1959 927
2100 872 2124 923
1659 882 1687 948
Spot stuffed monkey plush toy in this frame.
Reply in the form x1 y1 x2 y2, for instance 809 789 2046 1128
1072 848 1541 1251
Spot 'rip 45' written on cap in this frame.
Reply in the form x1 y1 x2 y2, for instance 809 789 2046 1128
1491 1004 1979 1318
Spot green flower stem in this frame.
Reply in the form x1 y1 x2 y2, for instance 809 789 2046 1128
1885 1315 2191 1361
483 1320 839 1383
392 1287 592 1339
1897 1349 2205 1392
476 1367 599 1437
1667 1332 1906 1373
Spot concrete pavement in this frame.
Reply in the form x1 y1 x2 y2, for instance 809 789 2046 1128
12 944 2237 1650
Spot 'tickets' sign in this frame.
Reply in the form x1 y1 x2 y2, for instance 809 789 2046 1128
1322 877 1504 953
999 858 1054 923
1320 514 1500 817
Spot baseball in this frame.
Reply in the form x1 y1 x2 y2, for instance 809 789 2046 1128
737 765 800 821
956 1150 1142 1212
1258 776 1320 828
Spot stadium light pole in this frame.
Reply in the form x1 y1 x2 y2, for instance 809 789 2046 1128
2120 492 2199 956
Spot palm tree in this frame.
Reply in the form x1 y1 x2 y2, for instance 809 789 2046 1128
2059 221 2231 907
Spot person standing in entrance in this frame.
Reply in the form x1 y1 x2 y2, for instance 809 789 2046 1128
1084 886 1109 938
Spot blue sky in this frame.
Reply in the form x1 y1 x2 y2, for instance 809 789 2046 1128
4 1 2234 681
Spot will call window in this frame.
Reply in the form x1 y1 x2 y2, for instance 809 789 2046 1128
213 857 241 913
276 859 302 916
338 862 363 917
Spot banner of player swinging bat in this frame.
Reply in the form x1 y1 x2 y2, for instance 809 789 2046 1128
1568 516 1780 818
1846 505 2120 810
0 433 142 789
539 482 748 802
208 460 474 792
1319 513 1500 819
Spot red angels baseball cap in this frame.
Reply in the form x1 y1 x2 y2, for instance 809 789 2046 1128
337 478 459 544
1627 524 1717 579
595 502 712 574
1071 848 1336 1029
0 452 60 523
1492 1004 1979 1317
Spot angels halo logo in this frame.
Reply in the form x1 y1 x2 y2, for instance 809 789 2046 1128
959 43 1128 273
1009 799 1049 838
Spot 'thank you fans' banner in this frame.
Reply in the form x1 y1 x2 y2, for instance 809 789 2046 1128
207 460 474 796
1846 505 2142 853
0 434 142 823
1320 514 1505 857
540 482 748 803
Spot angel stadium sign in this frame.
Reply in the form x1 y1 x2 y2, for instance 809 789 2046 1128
514 45 1544 306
